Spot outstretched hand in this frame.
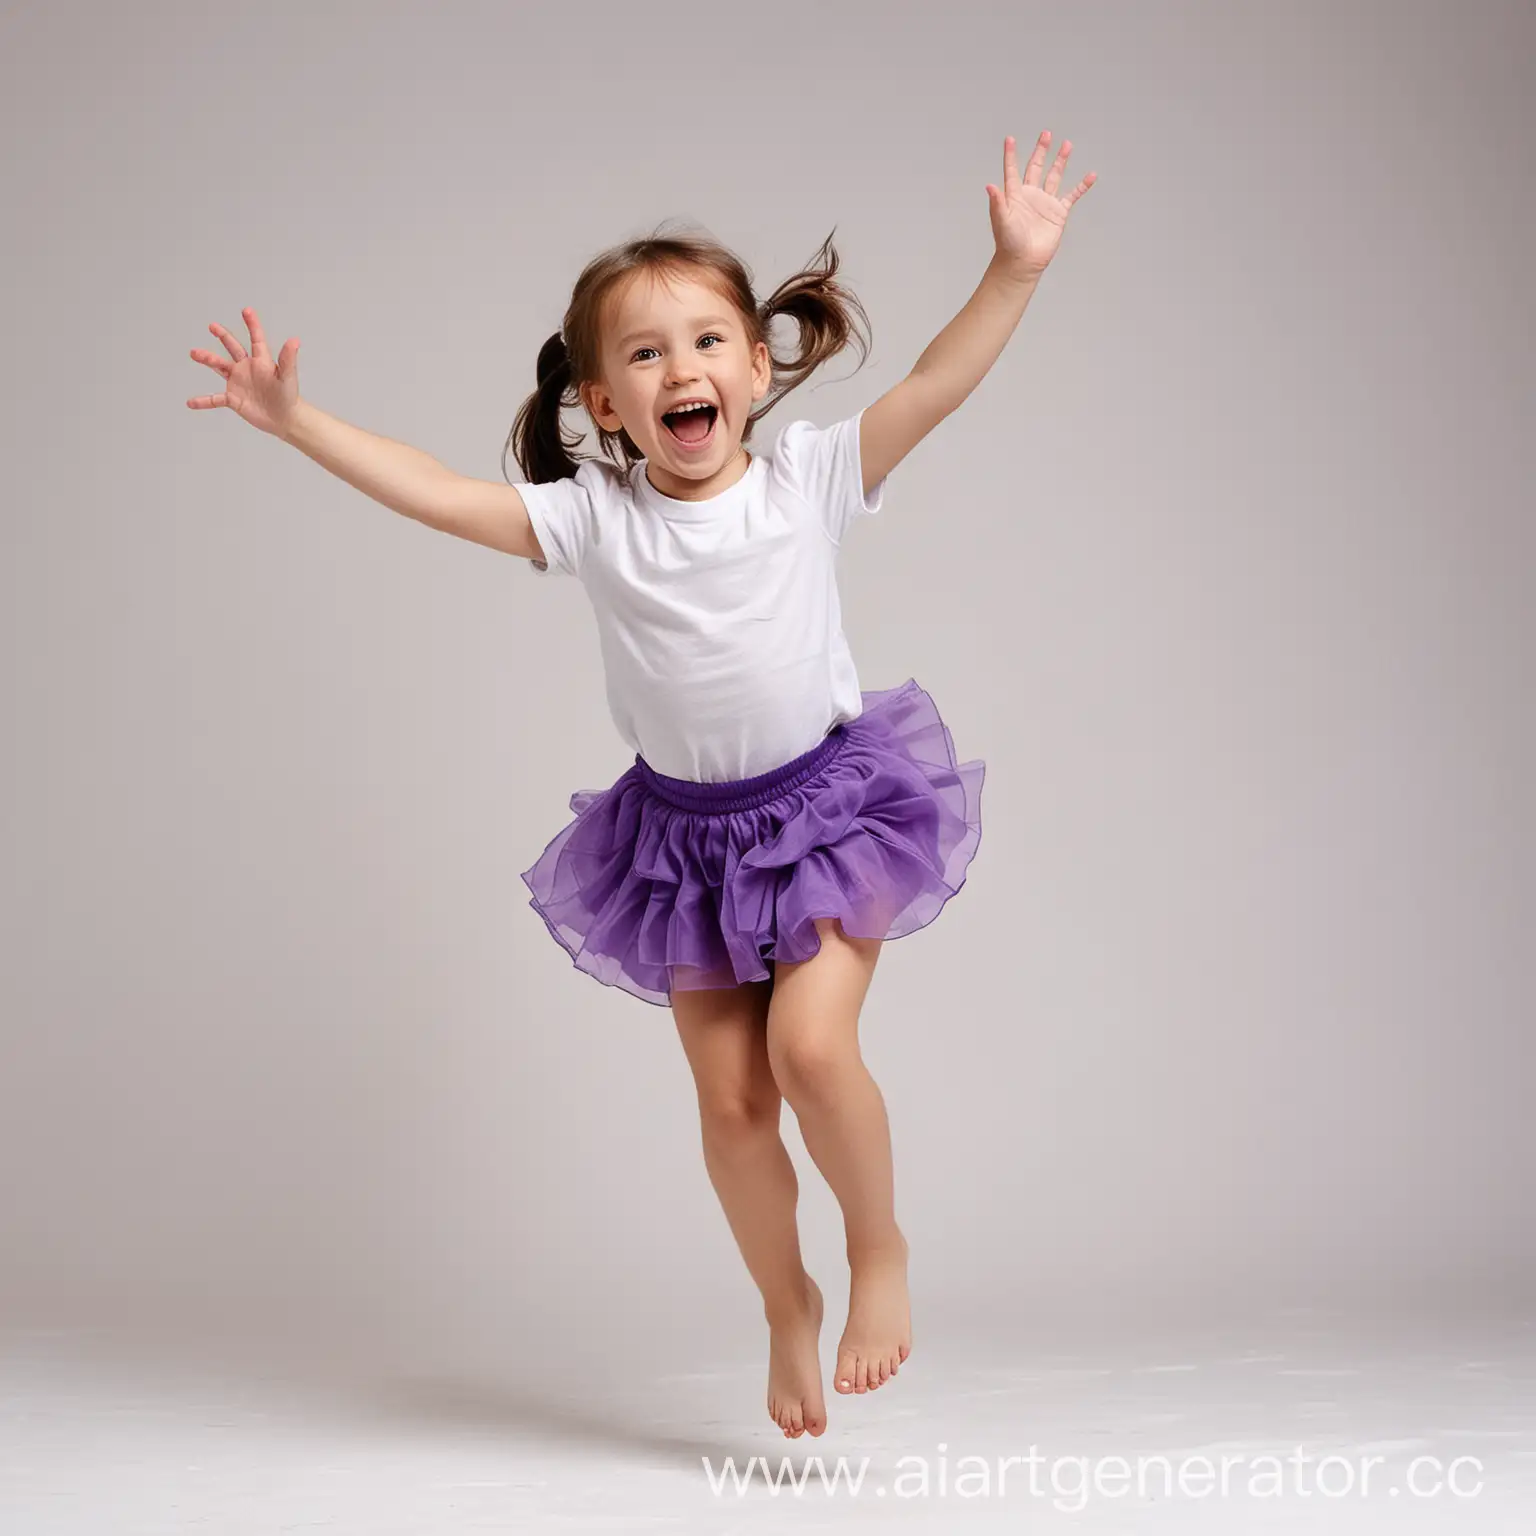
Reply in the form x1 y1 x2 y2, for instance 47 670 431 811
985 131 1096 282
186 307 302 438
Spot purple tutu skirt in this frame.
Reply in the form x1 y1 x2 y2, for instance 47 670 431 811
519 678 985 1007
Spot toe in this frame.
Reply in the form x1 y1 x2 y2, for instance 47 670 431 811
834 1348 857 1393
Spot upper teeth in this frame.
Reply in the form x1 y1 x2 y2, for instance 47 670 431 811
668 402 711 414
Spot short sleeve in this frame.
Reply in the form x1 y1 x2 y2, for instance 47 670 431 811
514 464 601 577
773 407 886 546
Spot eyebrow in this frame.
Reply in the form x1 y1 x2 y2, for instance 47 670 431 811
617 315 735 348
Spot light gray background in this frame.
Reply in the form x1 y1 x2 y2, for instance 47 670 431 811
2 0 1530 1399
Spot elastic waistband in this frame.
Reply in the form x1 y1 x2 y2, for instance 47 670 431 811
636 725 850 815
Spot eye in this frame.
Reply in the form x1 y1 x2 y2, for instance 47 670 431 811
629 333 727 363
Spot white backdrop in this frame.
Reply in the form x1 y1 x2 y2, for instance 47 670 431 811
1 0 1530 1394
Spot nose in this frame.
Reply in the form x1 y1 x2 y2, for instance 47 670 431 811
664 355 701 388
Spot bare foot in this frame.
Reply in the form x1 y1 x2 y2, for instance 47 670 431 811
833 1235 911 1394
766 1277 826 1437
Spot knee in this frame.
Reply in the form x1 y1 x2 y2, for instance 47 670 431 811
768 1034 853 1107
697 1089 780 1148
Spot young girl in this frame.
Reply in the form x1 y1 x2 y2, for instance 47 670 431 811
187 131 1095 1440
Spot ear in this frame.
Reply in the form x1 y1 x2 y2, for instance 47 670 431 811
580 379 622 433
750 339 772 403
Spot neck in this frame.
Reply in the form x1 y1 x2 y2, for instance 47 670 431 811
645 444 752 502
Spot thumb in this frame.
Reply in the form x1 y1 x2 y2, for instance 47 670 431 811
276 338 301 378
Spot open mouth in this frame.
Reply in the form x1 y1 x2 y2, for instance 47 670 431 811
661 403 719 450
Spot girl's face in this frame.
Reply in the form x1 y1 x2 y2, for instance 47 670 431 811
580 268 772 501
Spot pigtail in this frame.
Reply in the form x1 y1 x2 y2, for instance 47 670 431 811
503 331 586 485
748 228 873 429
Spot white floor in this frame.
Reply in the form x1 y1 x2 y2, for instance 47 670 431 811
3 1310 1533 1531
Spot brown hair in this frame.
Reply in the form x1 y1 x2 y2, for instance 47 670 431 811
503 221 872 486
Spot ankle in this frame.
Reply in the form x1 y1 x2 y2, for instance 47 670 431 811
762 1272 818 1325
846 1228 908 1269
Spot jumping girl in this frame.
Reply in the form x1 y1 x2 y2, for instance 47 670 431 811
187 131 1095 1439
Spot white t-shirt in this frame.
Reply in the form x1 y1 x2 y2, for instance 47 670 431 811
517 408 886 782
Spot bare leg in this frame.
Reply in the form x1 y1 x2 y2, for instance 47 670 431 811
672 976 827 1438
767 918 910 1397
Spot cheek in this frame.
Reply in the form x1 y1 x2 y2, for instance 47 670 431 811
614 391 650 428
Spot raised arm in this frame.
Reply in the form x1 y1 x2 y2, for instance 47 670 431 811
282 400 543 558
859 130 1095 496
187 306 546 561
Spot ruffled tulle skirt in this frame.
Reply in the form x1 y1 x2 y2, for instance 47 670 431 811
520 677 985 1007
